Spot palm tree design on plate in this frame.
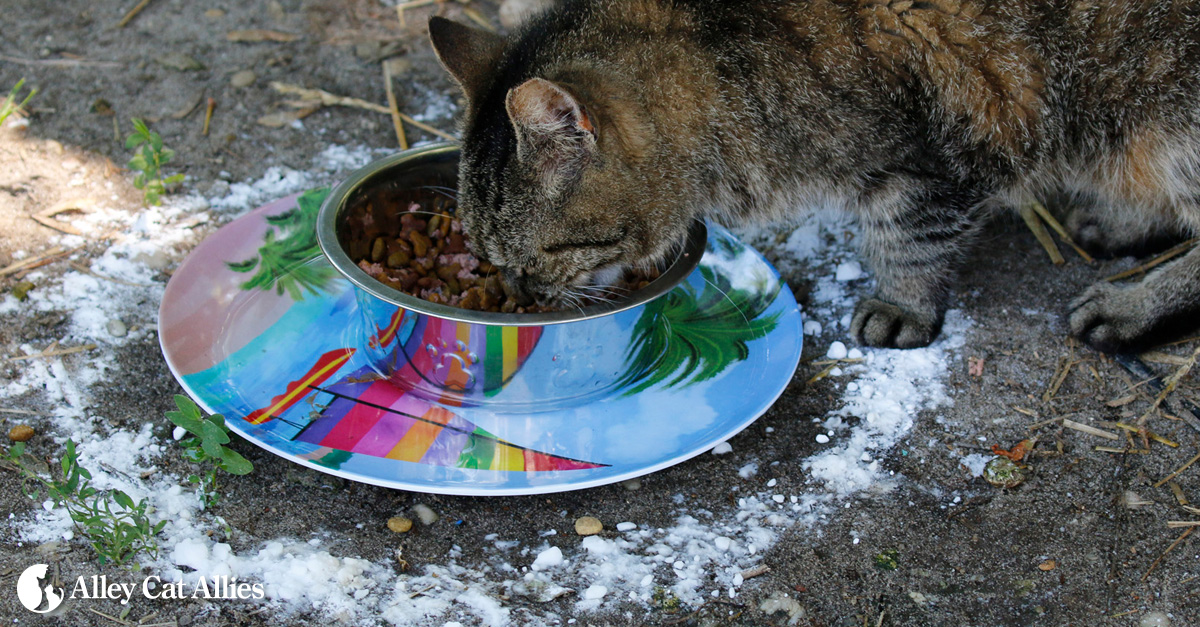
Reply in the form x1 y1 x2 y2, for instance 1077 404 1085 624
616 237 782 396
226 187 337 300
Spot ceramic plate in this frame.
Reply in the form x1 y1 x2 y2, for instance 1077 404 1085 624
159 190 802 495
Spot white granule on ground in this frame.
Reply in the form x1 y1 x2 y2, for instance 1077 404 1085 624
2 153 970 625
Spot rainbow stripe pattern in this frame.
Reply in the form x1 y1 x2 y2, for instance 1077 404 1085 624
369 307 543 407
290 365 604 471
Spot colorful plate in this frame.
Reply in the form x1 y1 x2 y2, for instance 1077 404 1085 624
159 190 802 495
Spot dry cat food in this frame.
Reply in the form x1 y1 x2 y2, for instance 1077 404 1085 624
342 194 660 313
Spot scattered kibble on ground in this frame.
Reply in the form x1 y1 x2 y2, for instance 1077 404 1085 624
8 424 34 442
387 516 413 533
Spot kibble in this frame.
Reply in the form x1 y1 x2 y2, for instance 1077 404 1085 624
344 194 661 313
387 516 413 533
8 424 35 442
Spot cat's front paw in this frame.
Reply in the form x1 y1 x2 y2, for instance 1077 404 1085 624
851 298 943 349
1068 282 1152 353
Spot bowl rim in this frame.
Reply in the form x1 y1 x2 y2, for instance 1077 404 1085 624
316 142 707 327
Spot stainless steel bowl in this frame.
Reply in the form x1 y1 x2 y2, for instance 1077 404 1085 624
316 142 707 410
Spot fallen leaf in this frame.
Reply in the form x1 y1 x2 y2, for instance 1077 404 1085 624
157 52 206 71
991 439 1033 462
227 29 300 43
256 107 319 128
1038 559 1056 571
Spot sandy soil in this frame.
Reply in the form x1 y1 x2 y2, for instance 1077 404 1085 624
2 1 1199 626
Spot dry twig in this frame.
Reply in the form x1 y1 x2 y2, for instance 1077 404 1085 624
270 82 457 141
383 60 409 150
0 246 83 277
1019 202 1065 265
1027 200 1094 263
117 0 156 28
1142 527 1193 581
1062 418 1119 440
1155 450 1200 488
6 343 98 363
1105 238 1199 282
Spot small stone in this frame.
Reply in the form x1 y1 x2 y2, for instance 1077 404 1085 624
8 424 35 442
983 456 1026 488
106 319 128 338
616 522 637 532
759 591 807 625
1038 559 1056 571
582 584 607 600
1140 611 1170 627
412 503 438 525
230 70 256 88
620 478 641 491
826 341 848 360
710 441 733 455
574 516 603 536
387 517 413 533
133 249 171 270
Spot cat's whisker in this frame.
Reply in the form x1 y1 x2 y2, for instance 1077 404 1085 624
418 185 459 201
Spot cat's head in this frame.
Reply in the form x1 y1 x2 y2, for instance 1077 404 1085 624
429 16 694 307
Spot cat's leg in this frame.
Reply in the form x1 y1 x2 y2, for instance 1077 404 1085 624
850 180 985 348
1068 245 1200 352
1054 190 1187 258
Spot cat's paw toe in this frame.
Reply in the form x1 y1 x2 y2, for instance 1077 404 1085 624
1068 283 1145 353
851 299 941 349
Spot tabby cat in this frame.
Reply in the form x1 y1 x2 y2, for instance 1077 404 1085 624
428 0 1200 352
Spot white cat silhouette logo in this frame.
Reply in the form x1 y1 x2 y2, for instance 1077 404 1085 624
16 564 64 614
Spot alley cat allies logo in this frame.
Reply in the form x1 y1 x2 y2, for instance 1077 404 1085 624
17 564 65 613
15 564 265 614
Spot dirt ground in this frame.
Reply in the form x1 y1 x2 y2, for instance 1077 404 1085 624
3 1 1200 626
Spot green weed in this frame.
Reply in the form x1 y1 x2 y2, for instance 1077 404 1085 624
0 78 37 127
125 118 184 206
4 440 165 569
166 394 253 508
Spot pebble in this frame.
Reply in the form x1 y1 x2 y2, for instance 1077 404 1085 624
1140 611 1170 627
815 434 830 444
616 522 637 532
574 516 603 536
826 341 848 360
387 517 413 533
710 441 733 455
106 319 128 338
582 584 608 600
802 320 823 336
8 424 35 442
759 592 807 624
620 478 641 491
230 70 257 88
412 504 438 525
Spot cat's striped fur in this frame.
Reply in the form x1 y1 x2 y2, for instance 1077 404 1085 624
430 0 1200 351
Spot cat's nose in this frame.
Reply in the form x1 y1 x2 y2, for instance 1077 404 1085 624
499 268 538 307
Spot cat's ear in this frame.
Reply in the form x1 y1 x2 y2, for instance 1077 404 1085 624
428 16 505 103
506 78 598 189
